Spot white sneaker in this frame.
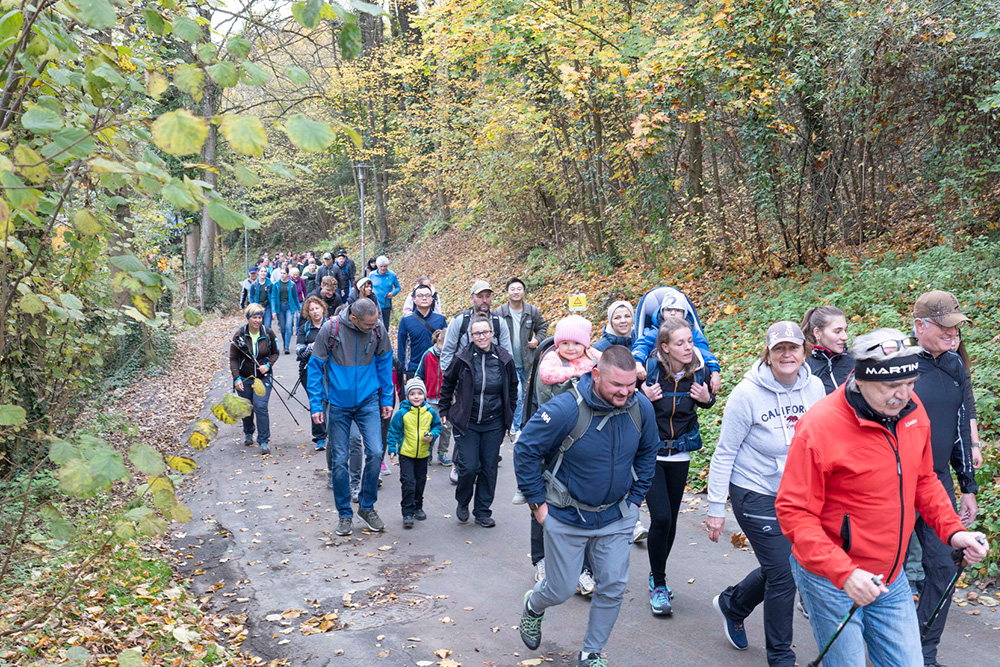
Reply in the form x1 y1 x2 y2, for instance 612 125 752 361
633 520 649 543
449 467 459 485
534 559 546 583
576 569 595 596
511 488 526 505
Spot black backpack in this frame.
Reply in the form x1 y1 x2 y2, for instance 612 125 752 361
520 336 556 429
457 310 502 343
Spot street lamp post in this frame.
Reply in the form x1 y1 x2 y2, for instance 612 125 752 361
242 201 248 276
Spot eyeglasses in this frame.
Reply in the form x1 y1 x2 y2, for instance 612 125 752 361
471 331 492 339
865 337 917 355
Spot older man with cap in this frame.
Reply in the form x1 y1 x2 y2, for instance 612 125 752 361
315 252 335 285
439 279 514 373
369 255 401 330
777 327 989 667
909 291 979 667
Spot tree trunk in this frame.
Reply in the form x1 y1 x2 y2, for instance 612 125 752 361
373 168 389 242
687 118 710 266
197 97 218 311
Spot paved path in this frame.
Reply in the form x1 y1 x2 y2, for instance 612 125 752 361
175 348 999 666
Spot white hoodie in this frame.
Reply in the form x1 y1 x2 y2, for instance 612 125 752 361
707 360 825 517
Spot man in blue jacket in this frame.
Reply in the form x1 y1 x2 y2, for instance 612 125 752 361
308 298 394 537
514 345 659 667
369 255 401 330
397 284 447 381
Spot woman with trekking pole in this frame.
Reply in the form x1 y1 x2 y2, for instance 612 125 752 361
775 327 989 667
230 303 280 455
705 321 826 666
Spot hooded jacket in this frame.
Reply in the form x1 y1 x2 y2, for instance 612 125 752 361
707 360 825 517
776 382 966 588
229 322 279 381
306 308 394 413
514 372 660 529
439 341 518 436
496 302 548 370
248 278 272 309
631 288 720 374
269 278 302 315
387 401 443 458
806 347 856 395
592 326 633 352
416 346 445 401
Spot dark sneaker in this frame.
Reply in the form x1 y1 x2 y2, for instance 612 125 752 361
244 434 254 447
456 504 469 523
713 594 748 650
403 515 414 529
438 453 452 466
650 586 672 616
518 590 543 650
283 348 289 355
336 517 352 536
578 654 608 667
414 509 427 521
260 442 270 455
358 508 384 532
475 516 496 528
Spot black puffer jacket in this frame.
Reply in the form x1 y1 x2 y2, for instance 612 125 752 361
806 347 855 395
439 342 518 436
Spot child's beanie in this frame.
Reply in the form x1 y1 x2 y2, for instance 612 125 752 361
404 377 426 398
554 315 592 348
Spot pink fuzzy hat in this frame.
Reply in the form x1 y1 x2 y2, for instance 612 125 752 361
554 315 592 348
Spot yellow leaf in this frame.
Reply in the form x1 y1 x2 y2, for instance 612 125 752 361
165 455 197 473
252 378 265 396
188 432 209 450
211 403 237 425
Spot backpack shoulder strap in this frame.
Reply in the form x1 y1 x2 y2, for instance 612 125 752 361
548 383 589 478
457 310 471 338
492 313 501 338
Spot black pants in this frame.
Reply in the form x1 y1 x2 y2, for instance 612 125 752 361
916 477 958 663
399 455 429 517
454 421 504 518
718 484 796 667
646 459 690 587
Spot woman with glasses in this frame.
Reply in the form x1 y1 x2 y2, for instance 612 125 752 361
705 321 826 667
439 314 519 528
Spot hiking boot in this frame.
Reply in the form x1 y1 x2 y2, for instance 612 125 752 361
577 569 595 596
650 585 672 615
578 653 608 667
633 521 648 543
357 508 384 532
260 442 270 455
648 574 673 599
414 509 427 521
511 488 527 505
438 453 452 466
244 434 254 447
519 590 544 650
335 517 353 536
449 467 459 485
713 594 748 650
456 504 469 523
534 559 546 583
403 515 414 529
475 516 496 528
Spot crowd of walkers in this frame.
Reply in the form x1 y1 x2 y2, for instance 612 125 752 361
230 250 991 667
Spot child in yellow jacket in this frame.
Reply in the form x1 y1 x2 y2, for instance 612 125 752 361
387 378 442 528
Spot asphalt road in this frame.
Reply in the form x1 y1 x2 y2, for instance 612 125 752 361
175 347 999 666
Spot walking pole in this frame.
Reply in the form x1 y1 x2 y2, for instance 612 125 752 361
920 534 987 640
234 345 308 421
806 574 883 667
288 376 301 399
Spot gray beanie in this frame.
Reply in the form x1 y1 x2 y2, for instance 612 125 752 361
606 300 634 322
404 377 426 398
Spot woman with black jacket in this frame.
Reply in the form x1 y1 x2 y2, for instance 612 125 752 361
800 305 854 394
229 303 280 454
439 315 519 528
296 296 329 452
640 317 716 616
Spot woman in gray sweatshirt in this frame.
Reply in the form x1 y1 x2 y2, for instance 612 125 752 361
705 321 826 667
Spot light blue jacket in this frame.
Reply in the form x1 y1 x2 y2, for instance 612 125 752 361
369 270 401 309
269 278 302 315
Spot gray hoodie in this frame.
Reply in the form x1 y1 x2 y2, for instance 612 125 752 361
707 360 825 517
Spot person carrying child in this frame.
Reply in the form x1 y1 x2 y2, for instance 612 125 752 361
387 377 442 529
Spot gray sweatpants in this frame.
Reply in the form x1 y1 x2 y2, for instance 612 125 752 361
528 505 638 654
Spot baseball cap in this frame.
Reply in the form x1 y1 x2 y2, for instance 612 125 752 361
470 280 492 295
766 321 805 349
249 266 258 275
337 249 347 257
322 252 333 260
914 290 970 328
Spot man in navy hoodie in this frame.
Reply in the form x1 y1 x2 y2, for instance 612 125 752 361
397 284 447 380
514 345 659 667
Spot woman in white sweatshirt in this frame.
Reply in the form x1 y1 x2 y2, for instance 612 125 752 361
705 321 825 667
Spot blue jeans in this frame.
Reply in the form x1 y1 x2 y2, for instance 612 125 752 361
512 365 529 431
325 421 363 492
791 557 922 667
326 393 383 517
278 303 294 350
261 305 273 333
235 375 272 445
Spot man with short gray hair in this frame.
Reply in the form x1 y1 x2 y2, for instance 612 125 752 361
777 327 988 667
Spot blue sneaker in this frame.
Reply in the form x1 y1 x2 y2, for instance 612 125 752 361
648 573 674 599
315 441 326 451
650 586 672 616
713 594 748 650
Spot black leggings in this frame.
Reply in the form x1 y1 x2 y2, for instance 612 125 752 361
646 458 690 588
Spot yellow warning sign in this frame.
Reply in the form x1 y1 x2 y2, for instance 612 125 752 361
568 293 587 311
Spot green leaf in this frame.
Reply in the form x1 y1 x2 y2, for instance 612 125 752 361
40 504 76 541
22 105 63 134
233 164 260 186
169 502 193 523
172 16 203 43
143 9 165 35
207 61 238 87
227 36 251 61
0 12 24 42
152 109 209 157
41 127 96 161
220 114 267 157
114 521 136 539
0 404 26 426
162 178 199 211
91 62 125 87
222 393 254 421
137 514 168 536
117 648 143 667
292 0 323 29
75 0 116 30
264 162 295 178
284 114 335 152
74 209 103 235
59 293 84 310
333 120 363 149
18 292 46 315
340 22 363 60
13 144 50 184
285 65 309 86
197 41 217 64
173 63 206 102
89 448 127 487
240 62 271 86
110 254 145 273
351 0 387 15
207 200 246 230
2 170 38 211
58 457 96 497
183 307 203 326
129 443 165 476
48 438 77 464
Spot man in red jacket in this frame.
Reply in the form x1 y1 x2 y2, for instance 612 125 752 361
776 328 988 667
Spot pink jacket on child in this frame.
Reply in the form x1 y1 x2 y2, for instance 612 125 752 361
538 347 603 385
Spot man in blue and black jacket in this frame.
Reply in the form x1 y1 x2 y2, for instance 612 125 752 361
308 298 394 538
513 346 659 667
911 289 979 667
